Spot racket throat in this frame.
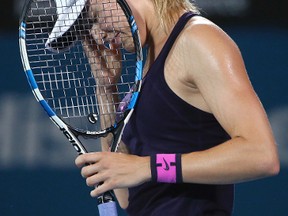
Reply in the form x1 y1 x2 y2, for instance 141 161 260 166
61 127 88 154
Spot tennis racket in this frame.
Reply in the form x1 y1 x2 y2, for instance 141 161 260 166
19 0 143 215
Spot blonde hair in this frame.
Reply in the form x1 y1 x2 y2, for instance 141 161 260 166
151 0 199 33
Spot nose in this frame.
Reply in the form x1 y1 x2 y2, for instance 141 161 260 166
89 25 108 44
101 32 108 40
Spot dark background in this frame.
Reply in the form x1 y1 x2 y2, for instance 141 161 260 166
1 0 288 215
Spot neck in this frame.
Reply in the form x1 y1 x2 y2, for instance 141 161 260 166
127 0 166 46
126 0 170 71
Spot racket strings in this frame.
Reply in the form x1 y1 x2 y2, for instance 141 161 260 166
24 0 138 131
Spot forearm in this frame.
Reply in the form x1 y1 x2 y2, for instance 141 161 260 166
75 135 278 202
181 136 279 184
112 142 130 209
114 188 129 209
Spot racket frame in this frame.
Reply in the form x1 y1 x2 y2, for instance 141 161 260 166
19 0 143 215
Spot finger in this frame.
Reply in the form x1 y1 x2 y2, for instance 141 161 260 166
110 39 122 51
81 163 100 178
75 152 101 168
86 172 107 187
90 180 116 198
86 32 120 57
82 36 101 58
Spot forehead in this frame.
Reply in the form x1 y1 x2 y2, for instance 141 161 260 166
89 0 118 9
88 0 126 23
88 0 121 16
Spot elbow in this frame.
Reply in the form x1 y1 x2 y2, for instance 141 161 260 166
266 157 280 177
248 136 280 178
259 151 280 178
118 200 129 210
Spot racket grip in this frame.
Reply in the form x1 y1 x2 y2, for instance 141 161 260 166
97 190 118 216
98 202 118 216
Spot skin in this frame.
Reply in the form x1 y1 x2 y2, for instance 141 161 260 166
75 0 280 209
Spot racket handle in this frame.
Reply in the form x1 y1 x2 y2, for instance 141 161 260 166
98 202 118 216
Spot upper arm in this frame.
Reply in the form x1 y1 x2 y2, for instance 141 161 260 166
184 18 274 142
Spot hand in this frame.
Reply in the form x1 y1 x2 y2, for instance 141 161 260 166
75 152 151 197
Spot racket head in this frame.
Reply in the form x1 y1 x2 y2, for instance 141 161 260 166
19 0 143 141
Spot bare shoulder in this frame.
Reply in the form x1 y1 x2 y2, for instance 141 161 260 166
165 15 248 113
181 16 239 54
176 15 245 81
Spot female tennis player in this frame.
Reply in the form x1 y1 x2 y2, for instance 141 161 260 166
72 0 279 215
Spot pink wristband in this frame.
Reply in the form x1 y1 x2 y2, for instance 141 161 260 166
151 153 182 183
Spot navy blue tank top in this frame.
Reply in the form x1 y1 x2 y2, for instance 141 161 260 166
122 12 234 216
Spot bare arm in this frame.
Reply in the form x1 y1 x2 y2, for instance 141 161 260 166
179 18 279 184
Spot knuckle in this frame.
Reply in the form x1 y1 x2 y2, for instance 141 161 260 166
86 177 94 187
107 178 117 189
81 167 87 177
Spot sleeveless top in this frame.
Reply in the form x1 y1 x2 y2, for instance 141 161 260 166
122 12 234 216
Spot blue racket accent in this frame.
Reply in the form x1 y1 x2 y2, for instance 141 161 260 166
19 22 26 39
130 16 137 34
135 61 143 81
26 69 38 90
128 92 139 110
40 100 56 117
26 69 56 117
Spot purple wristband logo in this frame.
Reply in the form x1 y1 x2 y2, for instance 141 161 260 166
156 154 177 183
163 158 170 171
